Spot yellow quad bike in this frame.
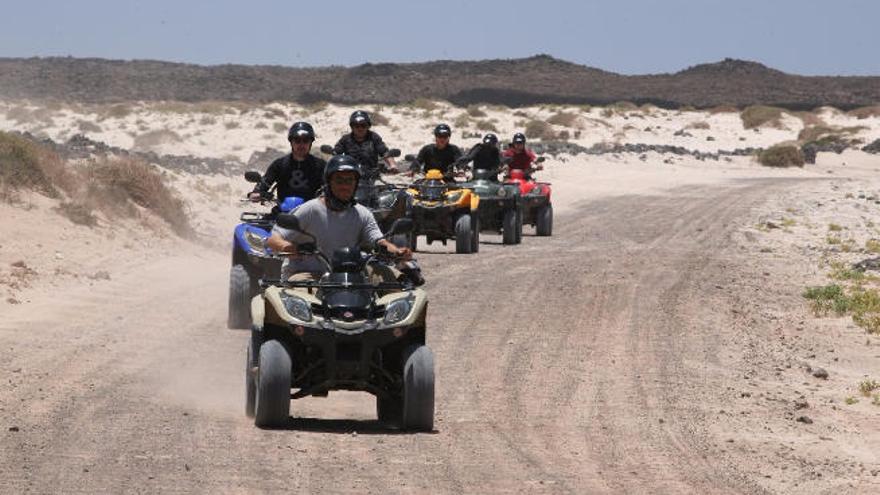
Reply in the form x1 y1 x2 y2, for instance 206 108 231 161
406 169 480 254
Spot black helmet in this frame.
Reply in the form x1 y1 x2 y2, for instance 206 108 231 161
434 123 452 137
287 121 315 142
512 132 526 144
323 154 362 210
482 133 499 145
349 110 372 128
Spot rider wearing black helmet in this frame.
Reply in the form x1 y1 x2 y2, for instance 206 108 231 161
333 110 398 176
502 132 539 178
250 121 326 203
415 123 463 179
458 133 503 179
267 154 411 279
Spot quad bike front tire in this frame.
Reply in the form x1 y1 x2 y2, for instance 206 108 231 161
536 204 553 236
402 345 435 431
515 208 524 244
502 209 518 245
228 264 254 330
254 340 291 428
455 214 473 254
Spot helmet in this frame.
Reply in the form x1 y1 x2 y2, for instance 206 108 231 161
349 110 372 128
512 132 526 144
323 154 362 210
482 133 499 145
287 121 315 142
433 123 452 137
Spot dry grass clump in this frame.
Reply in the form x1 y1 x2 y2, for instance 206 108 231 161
272 122 288 133
77 120 103 134
133 129 182 150
547 111 580 128
758 144 804 167
848 106 880 120
708 105 739 114
5 106 55 126
686 121 711 130
224 121 241 130
410 98 438 111
798 124 867 143
741 105 786 129
453 114 471 128
98 103 133 120
84 157 189 234
525 120 555 140
475 120 499 132
0 131 72 199
793 111 825 127
466 105 487 118
370 111 390 126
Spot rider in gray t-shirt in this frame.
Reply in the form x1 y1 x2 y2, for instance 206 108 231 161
267 154 411 278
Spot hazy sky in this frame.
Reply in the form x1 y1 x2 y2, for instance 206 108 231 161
2 0 878 75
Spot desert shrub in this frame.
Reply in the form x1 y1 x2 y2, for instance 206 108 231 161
77 120 102 134
86 157 189 235
254 121 268 129
475 120 499 132
371 111 390 126
547 112 579 127
55 201 98 226
454 114 471 128
741 105 785 129
848 106 880 120
132 130 182 150
758 144 804 168
263 108 287 120
199 116 217 126
686 121 711 130
224 121 241 130
525 120 554 140
793 111 825 127
0 131 71 199
466 105 487 118
803 284 850 315
708 105 739 114
273 122 288 133
611 101 638 112
798 125 836 142
410 98 437 111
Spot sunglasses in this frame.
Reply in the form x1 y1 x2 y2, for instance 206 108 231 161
331 177 357 185
291 138 311 144
352 123 368 129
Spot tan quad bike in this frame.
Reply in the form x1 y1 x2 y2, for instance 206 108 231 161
245 216 434 431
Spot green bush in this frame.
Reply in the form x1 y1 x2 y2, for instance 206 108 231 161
758 145 804 168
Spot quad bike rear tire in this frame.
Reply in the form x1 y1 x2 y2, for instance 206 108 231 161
254 340 291 428
245 333 258 418
228 264 254 330
536 204 553 236
515 208 524 244
455 214 473 254
502 209 518 245
402 345 435 431
470 214 480 253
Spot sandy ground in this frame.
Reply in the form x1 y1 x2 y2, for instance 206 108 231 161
1 101 880 493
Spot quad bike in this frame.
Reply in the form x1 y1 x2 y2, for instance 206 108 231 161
503 156 552 236
228 171 305 329
245 216 434 431
459 163 523 245
402 161 480 254
320 145 410 245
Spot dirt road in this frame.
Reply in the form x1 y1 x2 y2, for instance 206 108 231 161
0 178 865 493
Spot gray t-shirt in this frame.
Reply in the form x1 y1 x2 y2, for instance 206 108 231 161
272 198 384 277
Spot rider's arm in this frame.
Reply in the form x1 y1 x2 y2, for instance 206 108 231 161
332 137 346 156
267 231 297 255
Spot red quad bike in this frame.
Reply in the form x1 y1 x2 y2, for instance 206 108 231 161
504 157 552 236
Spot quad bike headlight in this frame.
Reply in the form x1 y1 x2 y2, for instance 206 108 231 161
383 297 413 325
282 294 312 322
244 230 266 254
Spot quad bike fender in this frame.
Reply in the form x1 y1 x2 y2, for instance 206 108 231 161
250 294 266 328
469 193 480 211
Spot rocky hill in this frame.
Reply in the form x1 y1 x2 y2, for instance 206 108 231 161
0 55 878 109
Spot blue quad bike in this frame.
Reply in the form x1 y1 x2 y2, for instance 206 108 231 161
228 170 305 329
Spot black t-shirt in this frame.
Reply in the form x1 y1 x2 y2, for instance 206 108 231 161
462 143 501 171
417 143 463 176
333 131 389 176
254 154 326 202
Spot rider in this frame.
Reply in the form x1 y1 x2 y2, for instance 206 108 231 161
249 121 326 203
267 154 411 281
415 123 463 180
333 110 398 176
502 132 538 179
458 133 502 180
